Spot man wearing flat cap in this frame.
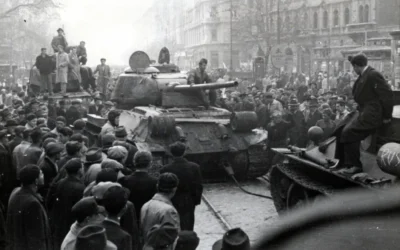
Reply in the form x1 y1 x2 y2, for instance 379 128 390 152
88 94 104 116
160 142 203 231
94 58 111 97
141 173 180 248
51 28 68 53
334 54 393 175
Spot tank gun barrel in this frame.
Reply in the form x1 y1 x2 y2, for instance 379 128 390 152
169 81 238 92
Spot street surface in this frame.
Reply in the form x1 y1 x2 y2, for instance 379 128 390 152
195 179 279 249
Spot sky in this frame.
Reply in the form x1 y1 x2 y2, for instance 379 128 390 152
58 0 154 66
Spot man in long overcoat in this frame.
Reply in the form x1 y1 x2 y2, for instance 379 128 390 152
160 142 203 230
335 54 393 174
6 165 51 250
46 159 84 250
0 130 15 209
93 58 111 96
56 45 69 94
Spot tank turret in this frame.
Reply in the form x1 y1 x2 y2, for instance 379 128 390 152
111 50 239 109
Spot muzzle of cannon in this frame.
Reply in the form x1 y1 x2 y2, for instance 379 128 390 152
167 81 238 92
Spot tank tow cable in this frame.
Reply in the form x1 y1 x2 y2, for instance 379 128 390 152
221 161 273 200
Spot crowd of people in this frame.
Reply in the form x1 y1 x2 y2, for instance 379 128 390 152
0 84 221 249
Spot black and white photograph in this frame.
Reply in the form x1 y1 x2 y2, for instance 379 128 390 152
0 0 400 249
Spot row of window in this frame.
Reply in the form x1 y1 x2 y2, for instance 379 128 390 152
269 4 369 32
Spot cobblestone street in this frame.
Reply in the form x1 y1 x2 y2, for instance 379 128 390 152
195 179 279 249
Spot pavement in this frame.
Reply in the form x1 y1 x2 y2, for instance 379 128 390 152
194 180 279 249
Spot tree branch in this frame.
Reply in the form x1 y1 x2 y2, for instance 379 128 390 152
0 0 59 20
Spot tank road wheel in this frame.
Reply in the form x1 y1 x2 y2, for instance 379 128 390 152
286 183 310 210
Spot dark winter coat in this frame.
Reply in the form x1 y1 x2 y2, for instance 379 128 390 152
160 158 203 230
101 220 132 250
88 104 104 116
335 67 393 143
39 157 59 199
0 143 16 208
35 55 55 75
66 106 82 126
118 171 157 222
120 201 140 250
267 113 295 148
289 110 307 147
305 110 323 131
6 187 51 250
46 176 84 250
8 137 22 156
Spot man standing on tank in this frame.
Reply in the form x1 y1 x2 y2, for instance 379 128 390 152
335 54 393 175
187 58 217 108
94 58 111 97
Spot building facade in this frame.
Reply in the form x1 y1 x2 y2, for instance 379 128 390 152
183 0 241 70
266 0 400 76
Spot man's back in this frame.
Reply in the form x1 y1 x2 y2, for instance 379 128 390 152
119 172 157 221
101 220 132 250
160 158 202 210
6 187 51 250
22 145 42 166
13 141 31 173
140 194 180 243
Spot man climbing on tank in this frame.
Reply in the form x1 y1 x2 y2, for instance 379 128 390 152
334 54 393 175
187 58 218 109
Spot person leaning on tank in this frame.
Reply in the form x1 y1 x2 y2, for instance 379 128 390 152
187 58 218 109
334 54 393 175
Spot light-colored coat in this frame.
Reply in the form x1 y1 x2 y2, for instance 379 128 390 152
68 52 81 83
140 193 180 247
56 52 69 83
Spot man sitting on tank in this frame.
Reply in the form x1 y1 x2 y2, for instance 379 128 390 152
335 54 393 175
187 58 218 108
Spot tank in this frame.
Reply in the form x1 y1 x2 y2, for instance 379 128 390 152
87 49 270 181
269 91 400 214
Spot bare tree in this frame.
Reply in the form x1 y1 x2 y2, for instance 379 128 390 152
0 0 60 20
232 1 271 68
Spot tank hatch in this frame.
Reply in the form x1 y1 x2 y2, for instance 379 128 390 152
129 51 150 73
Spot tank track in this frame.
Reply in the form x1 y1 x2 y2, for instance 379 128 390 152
246 145 270 179
270 163 335 214
274 163 336 195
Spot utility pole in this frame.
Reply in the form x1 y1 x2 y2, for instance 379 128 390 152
230 0 233 71
327 26 331 89
277 0 281 44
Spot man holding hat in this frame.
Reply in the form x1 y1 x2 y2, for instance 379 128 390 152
51 28 68 53
334 54 393 175
160 142 203 231
141 173 180 247
94 58 111 96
